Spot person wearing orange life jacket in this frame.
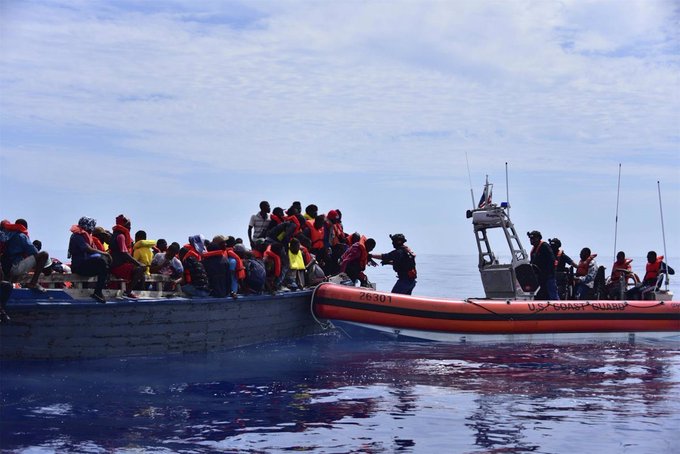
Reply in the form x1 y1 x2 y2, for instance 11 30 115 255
626 251 675 300
606 251 635 299
68 216 111 303
322 210 347 275
225 236 246 296
340 234 376 287
304 215 326 263
573 247 598 300
370 233 417 295
178 236 210 298
109 215 147 297
263 242 285 292
548 237 576 300
304 204 318 221
202 236 232 298
528 231 559 300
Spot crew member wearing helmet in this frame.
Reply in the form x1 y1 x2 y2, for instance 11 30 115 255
528 230 559 300
369 233 417 295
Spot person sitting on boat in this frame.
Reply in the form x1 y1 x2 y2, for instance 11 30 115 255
626 251 675 300
92 226 111 252
285 238 309 290
233 243 266 294
574 247 598 300
133 230 157 276
225 236 246 297
370 233 417 295
109 215 147 298
68 216 111 303
606 251 636 299
340 234 376 287
264 242 286 292
150 241 183 290
304 204 318 221
549 238 576 299
0 218 50 293
202 236 232 298
178 240 210 298
153 239 168 254
248 200 271 246
528 231 559 300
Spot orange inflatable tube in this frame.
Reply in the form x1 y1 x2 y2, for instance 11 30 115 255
312 283 680 334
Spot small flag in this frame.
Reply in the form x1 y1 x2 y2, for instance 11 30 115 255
478 185 492 208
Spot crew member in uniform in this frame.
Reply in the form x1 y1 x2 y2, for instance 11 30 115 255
528 230 559 300
370 233 417 295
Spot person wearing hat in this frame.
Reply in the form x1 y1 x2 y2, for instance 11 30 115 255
527 230 559 300
369 233 417 295
68 216 111 303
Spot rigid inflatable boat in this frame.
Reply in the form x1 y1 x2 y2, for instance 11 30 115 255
311 179 679 343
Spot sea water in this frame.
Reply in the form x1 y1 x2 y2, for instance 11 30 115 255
1 255 679 453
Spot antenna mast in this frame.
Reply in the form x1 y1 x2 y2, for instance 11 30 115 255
613 163 621 261
465 152 475 208
658 181 670 290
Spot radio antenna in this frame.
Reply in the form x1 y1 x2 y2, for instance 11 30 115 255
613 163 621 262
658 180 670 290
505 162 510 214
465 152 475 208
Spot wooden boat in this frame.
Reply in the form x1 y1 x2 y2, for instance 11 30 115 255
311 179 679 343
0 277 320 360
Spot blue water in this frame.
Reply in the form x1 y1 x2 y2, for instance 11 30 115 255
2 255 679 453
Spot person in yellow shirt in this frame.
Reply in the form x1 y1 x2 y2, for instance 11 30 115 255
132 230 157 275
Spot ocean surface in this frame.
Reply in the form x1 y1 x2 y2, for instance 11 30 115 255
1 254 679 453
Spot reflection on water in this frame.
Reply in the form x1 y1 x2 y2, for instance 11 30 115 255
2 334 679 453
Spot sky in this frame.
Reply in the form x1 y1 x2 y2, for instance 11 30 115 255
1 0 679 269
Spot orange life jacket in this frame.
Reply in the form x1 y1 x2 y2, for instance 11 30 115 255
576 254 597 276
611 258 633 282
70 225 93 247
306 220 325 249
3 222 29 237
264 248 282 277
284 215 301 235
227 249 246 281
92 236 105 252
112 224 132 250
182 244 202 262
644 256 664 282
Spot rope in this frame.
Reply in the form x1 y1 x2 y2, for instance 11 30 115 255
309 284 333 331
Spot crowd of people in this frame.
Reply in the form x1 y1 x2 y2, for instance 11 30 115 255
527 230 675 301
0 201 419 308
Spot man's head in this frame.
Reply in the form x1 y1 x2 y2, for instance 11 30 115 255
78 216 97 233
527 230 542 246
292 201 302 212
167 242 180 258
616 251 626 262
212 235 227 250
233 243 247 258
115 214 131 229
390 233 406 248
135 230 147 241
259 201 271 213
647 251 657 263
15 218 28 229
289 238 301 254
366 238 376 252
580 247 591 261
272 207 284 218
305 204 318 218
327 210 339 223
156 239 168 252
32 240 42 251
314 214 325 228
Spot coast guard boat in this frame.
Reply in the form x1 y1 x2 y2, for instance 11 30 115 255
311 181 679 343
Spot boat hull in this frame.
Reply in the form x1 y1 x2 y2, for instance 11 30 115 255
1 289 321 360
312 283 680 339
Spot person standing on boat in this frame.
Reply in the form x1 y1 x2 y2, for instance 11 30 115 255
574 247 598 300
549 238 576 299
248 201 271 246
527 231 559 300
370 233 417 295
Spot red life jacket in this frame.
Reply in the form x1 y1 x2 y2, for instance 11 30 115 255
644 256 664 282
227 248 246 281
300 245 312 265
576 254 597 276
264 247 282 277
357 236 368 269
3 222 29 236
182 244 202 262
611 258 633 282
92 236 105 252
306 220 325 249
112 224 132 250
70 225 93 247
201 250 225 259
